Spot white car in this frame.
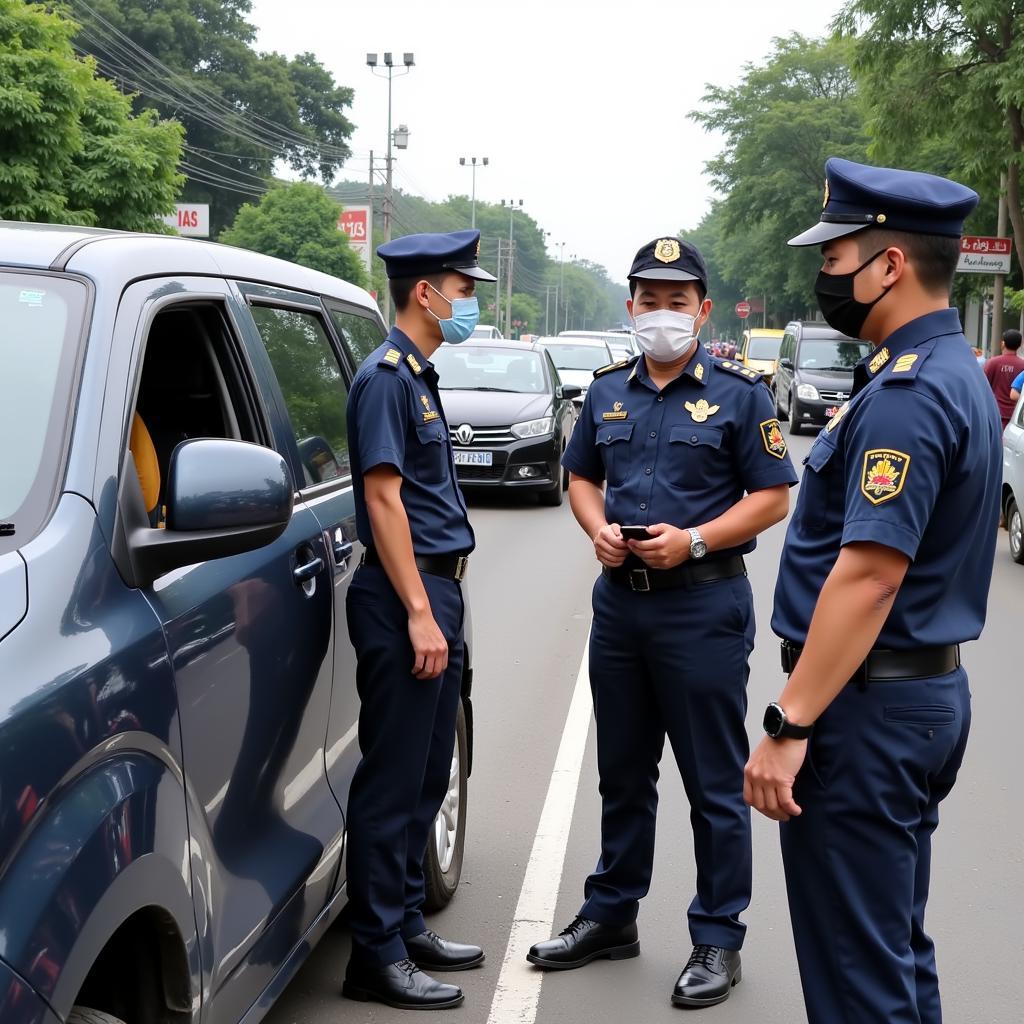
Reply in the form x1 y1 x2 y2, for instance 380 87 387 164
536 336 614 411
1002 391 1024 563
560 329 637 362
471 324 504 340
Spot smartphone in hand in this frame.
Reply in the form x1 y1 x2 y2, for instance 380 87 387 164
620 525 653 541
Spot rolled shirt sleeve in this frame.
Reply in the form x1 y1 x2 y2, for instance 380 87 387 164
562 387 604 482
355 370 408 474
733 383 799 492
840 386 956 559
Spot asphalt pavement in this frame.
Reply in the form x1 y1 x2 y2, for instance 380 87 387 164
265 430 1023 1024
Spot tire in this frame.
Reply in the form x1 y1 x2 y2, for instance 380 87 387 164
787 393 803 435
69 1010 128 1024
423 701 468 911
538 474 564 506
775 387 788 422
1009 497 1024 565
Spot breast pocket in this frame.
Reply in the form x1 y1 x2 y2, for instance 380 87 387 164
595 421 634 487
798 435 839 531
667 425 724 487
413 422 450 484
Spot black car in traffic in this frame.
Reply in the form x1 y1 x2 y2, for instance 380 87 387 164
432 340 580 505
774 321 871 434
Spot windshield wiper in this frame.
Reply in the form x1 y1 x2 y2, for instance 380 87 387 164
0 523 14 536
440 386 520 393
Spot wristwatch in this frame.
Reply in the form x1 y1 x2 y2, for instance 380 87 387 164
687 527 708 560
763 702 814 740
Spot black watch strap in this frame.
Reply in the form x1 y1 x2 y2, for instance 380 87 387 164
763 702 814 740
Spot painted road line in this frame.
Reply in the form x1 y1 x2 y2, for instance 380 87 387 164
486 636 593 1024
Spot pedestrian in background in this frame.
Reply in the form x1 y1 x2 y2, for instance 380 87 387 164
746 158 1001 1024
528 237 796 1008
984 328 1024 430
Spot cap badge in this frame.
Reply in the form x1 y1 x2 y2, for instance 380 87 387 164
823 179 831 209
654 239 681 264
475 238 481 257
685 399 720 423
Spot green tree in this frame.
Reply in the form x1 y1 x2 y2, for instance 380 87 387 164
220 182 367 286
691 33 870 313
836 1 1024 270
0 0 183 228
65 0 355 235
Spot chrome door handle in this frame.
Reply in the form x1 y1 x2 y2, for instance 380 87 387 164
333 538 354 565
293 556 325 584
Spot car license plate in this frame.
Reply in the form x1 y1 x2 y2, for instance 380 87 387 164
453 449 493 466
825 406 839 418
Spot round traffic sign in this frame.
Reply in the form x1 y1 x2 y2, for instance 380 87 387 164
735 301 751 319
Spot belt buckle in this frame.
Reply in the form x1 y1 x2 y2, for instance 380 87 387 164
629 568 650 592
454 556 469 582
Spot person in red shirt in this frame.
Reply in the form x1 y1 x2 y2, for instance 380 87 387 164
984 328 1024 430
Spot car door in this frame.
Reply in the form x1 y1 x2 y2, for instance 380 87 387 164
109 279 344 1024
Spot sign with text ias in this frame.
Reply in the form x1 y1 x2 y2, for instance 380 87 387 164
338 205 372 274
162 203 210 237
957 235 1012 275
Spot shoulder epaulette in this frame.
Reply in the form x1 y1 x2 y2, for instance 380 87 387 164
379 347 403 370
593 355 639 379
880 345 933 385
715 358 761 383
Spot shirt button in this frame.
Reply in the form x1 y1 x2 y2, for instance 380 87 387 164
640 502 647 510
656 395 664 402
650 431 657 438
691 435 698 443
645 467 652 475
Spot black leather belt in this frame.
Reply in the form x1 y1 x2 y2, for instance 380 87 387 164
781 640 960 688
603 555 746 593
362 546 469 582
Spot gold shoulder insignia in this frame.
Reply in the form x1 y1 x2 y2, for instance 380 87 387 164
868 347 890 375
593 357 636 379
716 359 761 384
892 354 918 373
694 362 705 382
381 348 402 368
826 402 851 433
881 345 932 384
406 352 423 375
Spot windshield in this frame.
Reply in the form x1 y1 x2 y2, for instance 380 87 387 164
746 336 783 360
798 337 871 370
0 273 88 549
540 343 610 371
433 346 547 394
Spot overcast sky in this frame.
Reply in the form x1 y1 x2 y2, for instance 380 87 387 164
249 0 846 283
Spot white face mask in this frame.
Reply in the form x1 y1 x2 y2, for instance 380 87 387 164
632 309 700 362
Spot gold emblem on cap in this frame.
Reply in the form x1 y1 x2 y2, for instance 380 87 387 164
823 179 830 208
685 399 720 423
654 238 681 264
876 213 887 224
475 238 481 257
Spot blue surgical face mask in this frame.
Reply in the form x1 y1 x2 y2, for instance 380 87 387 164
428 284 480 344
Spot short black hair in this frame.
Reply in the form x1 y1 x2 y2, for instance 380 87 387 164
856 229 961 295
389 272 447 313
628 277 707 302
1003 329 1022 351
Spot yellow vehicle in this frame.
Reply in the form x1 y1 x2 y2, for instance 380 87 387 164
739 328 785 387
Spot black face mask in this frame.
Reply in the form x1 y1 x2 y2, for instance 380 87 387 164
814 249 891 338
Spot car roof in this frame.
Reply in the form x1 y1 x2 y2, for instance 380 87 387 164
559 330 633 340
538 335 610 348
745 328 785 337
0 220 377 310
786 320 862 342
439 339 543 354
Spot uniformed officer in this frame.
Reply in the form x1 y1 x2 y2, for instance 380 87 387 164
528 238 798 1007
341 230 495 1010
745 158 1002 1024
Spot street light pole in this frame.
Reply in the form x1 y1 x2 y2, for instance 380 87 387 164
557 242 566 332
459 156 489 228
367 51 414 324
500 200 523 336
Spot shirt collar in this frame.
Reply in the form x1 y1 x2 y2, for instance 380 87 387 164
859 308 963 379
388 326 435 379
628 344 710 389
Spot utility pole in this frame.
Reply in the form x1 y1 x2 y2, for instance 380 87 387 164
500 200 523 337
993 171 1009 354
494 240 503 331
557 242 566 333
367 51 414 324
459 156 489 228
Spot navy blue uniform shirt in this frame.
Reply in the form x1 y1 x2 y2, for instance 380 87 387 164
773 308 1002 648
563 345 798 557
348 328 475 556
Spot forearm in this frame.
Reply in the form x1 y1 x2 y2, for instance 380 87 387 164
698 485 789 553
568 475 608 539
366 491 431 616
779 543 906 725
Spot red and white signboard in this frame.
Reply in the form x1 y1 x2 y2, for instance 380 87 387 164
958 235 1012 275
735 301 751 319
338 205 372 275
162 203 210 237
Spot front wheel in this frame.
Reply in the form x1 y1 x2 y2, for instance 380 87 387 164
539 473 564 506
423 701 469 911
775 387 788 422
69 1011 128 1024
787 393 803 435
1009 497 1024 564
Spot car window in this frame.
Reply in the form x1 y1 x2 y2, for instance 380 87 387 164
328 305 386 368
540 344 611 371
797 337 871 370
747 336 783 360
250 306 352 488
0 273 88 549
433 345 547 394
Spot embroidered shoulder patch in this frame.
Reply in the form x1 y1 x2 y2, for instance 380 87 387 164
860 449 910 505
759 419 787 459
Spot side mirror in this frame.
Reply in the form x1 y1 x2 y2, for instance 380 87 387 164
558 384 583 400
122 439 294 587
779 357 794 370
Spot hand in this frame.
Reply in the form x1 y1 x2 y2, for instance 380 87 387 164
408 609 448 680
744 736 807 821
593 523 630 567
628 523 691 569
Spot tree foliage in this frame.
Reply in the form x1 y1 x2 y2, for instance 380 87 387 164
65 0 355 235
0 0 183 228
220 182 367 287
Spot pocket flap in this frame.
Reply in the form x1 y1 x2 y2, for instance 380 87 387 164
415 422 447 445
805 437 837 472
669 425 723 450
596 421 634 445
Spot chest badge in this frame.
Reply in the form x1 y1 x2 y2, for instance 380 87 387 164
759 419 787 459
868 347 890 375
420 394 440 423
860 449 910 505
685 399 720 423
602 400 628 421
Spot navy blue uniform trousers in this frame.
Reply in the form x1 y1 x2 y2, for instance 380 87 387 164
344 563 465 967
581 572 754 950
781 668 971 1024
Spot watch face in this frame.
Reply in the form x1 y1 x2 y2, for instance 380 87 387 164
763 703 784 737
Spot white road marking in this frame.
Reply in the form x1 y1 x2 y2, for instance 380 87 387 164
486 636 593 1024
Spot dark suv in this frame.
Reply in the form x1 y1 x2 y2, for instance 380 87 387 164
0 222 474 1024
774 321 871 434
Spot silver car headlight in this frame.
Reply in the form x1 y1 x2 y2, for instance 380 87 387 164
797 383 820 401
511 416 555 439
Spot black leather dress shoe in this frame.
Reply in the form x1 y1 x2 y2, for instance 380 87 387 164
671 945 742 1007
406 929 485 971
342 959 464 1010
526 916 640 970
